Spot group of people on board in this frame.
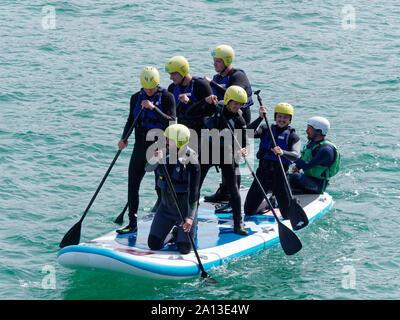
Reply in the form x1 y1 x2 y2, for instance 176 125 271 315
116 45 341 254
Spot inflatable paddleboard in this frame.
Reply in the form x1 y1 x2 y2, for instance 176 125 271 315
58 189 333 280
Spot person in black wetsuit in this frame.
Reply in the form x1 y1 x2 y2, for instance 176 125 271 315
289 116 340 194
244 103 301 219
203 45 254 203
165 55 213 152
117 66 176 234
145 124 200 254
187 85 249 235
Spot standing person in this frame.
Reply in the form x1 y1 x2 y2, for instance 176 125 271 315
187 85 249 235
117 66 176 234
244 103 301 219
165 55 213 151
289 116 340 194
204 44 253 203
146 124 200 254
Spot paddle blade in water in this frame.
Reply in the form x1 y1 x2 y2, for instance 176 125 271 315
201 272 218 284
114 214 124 225
278 222 302 255
288 198 309 231
114 203 128 225
59 222 82 248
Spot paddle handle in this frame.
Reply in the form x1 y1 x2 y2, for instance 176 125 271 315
60 108 145 248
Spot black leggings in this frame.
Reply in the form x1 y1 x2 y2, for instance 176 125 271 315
127 138 159 222
200 162 242 225
244 160 290 219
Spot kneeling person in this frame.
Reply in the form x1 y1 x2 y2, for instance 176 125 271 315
146 124 200 254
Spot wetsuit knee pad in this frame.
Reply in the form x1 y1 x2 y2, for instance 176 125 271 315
177 242 191 254
148 234 164 251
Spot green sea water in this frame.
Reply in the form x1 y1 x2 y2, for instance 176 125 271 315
1 0 400 300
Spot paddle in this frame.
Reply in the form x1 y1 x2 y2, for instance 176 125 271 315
59 107 145 248
114 202 128 225
219 106 302 255
253 90 309 230
160 162 217 283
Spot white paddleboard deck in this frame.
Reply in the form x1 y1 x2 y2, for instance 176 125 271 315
58 191 333 280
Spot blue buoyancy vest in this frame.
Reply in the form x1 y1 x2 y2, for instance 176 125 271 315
156 156 189 193
257 125 294 165
212 69 253 108
173 77 201 120
133 87 166 129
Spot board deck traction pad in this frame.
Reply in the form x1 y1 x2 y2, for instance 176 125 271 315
58 189 333 279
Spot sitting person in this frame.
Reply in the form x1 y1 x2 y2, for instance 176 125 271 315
289 116 340 194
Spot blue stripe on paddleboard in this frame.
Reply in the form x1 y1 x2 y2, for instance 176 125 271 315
58 199 333 278
58 245 224 277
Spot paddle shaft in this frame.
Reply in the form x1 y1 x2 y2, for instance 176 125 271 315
80 107 144 221
59 108 144 248
160 163 212 280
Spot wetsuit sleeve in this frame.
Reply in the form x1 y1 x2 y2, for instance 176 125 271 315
185 99 217 117
236 115 248 148
167 83 175 94
187 162 200 220
121 92 140 139
144 157 159 172
209 69 251 96
209 79 226 97
152 90 176 126
247 117 263 131
185 78 213 109
295 144 335 170
251 123 268 139
228 69 252 97
281 132 301 162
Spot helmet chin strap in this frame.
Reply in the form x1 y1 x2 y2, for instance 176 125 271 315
179 75 186 86
219 65 228 76
313 131 323 140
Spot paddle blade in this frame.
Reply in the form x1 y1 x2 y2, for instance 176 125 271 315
278 222 302 255
201 272 218 284
59 222 82 248
114 214 124 225
288 198 309 231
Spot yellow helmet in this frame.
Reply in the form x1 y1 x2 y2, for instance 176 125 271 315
224 85 247 105
274 103 294 121
211 45 234 67
165 56 189 77
164 124 191 149
140 66 160 89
